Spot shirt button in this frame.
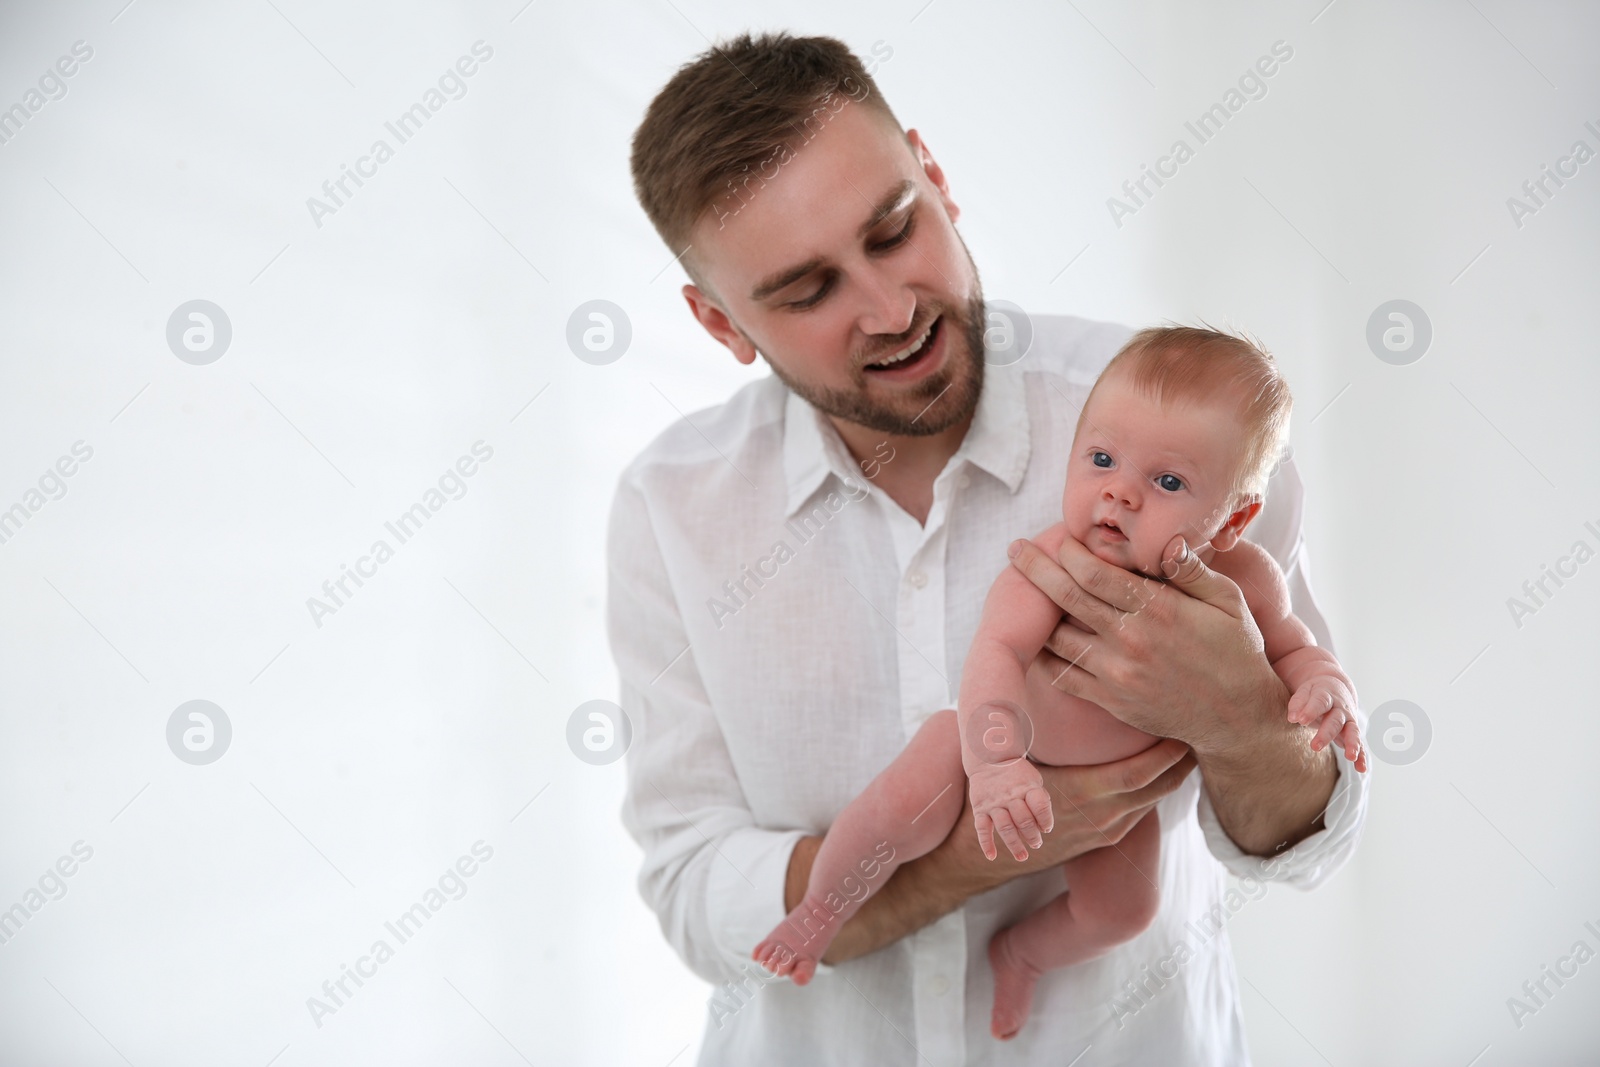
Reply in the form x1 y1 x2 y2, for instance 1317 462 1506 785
929 974 951 996
957 474 971 489
908 571 928 589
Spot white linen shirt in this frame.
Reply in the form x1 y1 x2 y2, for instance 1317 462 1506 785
606 313 1368 1066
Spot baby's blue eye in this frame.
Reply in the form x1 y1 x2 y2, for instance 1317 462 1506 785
1158 474 1184 492
1091 451 1113 468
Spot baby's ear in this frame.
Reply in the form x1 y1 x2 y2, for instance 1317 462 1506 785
1210 495 1263 551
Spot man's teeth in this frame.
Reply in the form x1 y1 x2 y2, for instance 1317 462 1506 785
869 321 934 368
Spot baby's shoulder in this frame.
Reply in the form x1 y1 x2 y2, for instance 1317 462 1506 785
1029 520 1071 554
1213 539 1292 622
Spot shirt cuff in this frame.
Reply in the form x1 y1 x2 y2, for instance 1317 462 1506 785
705 826 822 973
1197 738 1367 889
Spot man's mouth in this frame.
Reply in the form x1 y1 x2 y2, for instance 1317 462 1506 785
864 315 942 376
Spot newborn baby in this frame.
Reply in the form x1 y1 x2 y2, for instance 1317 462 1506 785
754 325 1367 1040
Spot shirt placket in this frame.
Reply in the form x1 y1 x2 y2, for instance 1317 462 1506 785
877 468 968 1067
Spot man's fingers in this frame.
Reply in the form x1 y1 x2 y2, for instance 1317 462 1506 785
1052 534 1159 614
1128 749 1197 808
1034 643 1109 708
1091 738 1192 795
1159 535 1247 615
1007 538 1123 632
1100 805 1155 845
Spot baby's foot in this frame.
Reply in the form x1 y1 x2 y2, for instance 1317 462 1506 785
752 921 819 985
988 926 1041 1040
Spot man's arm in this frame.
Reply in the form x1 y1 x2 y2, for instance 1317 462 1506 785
787 740 1196 965
607 476 810 984
1005 533 1336 856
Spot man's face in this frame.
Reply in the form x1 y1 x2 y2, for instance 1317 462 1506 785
684 101 986 437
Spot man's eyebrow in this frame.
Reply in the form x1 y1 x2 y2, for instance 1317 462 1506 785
747 179 918 302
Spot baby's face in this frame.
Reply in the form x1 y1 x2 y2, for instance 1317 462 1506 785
1062 372 1251 577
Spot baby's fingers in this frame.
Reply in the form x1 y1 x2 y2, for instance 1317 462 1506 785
1309 709 1346 752
1026 788 1055 836
990 808 1029 862
1289 685 1331 725
1006 799 1043 852
974 810 998 861
1337 720 1367 771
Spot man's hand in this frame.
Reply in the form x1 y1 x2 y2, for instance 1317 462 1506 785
1007 533 1337 856
1009 533 1279 756
786 739 1196 964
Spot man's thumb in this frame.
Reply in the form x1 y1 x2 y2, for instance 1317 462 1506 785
1160 536 1236 608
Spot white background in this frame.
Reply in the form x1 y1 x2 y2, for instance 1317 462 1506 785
1 0 1596 1064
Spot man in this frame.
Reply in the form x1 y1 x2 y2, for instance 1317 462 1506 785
609 31 1366 1065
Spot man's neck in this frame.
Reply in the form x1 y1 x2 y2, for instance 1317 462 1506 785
829 412 974 526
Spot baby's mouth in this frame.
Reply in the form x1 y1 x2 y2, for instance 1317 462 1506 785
1094 519 1128 542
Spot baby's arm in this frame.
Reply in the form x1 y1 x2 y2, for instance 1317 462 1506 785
958 524 1077 862
1213 541 1368 772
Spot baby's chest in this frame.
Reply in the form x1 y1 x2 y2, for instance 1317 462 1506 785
1020 656 1160 765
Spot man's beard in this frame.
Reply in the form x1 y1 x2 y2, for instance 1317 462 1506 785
758 288 988 437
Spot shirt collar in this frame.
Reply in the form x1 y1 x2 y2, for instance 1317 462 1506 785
781 363 1031 518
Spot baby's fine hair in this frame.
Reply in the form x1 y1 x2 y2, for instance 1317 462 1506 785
1081 324 1293 500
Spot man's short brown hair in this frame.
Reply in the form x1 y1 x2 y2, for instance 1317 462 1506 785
629 31 903 296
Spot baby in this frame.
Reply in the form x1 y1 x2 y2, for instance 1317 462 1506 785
753 325 1367 1040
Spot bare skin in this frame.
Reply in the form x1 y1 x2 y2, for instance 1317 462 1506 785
675 99 1338 963
784 740 1197 965
1015 533 1339 856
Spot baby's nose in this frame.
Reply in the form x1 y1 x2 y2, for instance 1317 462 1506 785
1103 481 1139 507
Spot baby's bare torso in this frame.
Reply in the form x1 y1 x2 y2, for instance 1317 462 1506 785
1010 520 1162 767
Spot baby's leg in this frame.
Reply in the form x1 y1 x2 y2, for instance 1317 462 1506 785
987 808 1161 1040
753 708 965 985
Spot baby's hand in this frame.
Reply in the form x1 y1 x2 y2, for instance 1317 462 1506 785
968 761 1054 862
1288 677 1368 772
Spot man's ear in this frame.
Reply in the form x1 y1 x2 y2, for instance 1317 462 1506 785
1209 495 1263 552
905 128 960 225
681 283 759 366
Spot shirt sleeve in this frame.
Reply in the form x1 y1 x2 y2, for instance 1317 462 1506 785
606 472 804 986
1195 454 1370 888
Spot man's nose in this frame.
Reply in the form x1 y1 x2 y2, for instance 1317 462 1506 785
854 267 915 338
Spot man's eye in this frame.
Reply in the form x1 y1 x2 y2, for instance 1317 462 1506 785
1091 451 1112 468
788 278 833 309
873 217 915 251
1158 474 1184 492
787 217 915 311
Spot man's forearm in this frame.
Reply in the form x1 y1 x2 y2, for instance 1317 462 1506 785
1194 673 1338 855
783 834 990 964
